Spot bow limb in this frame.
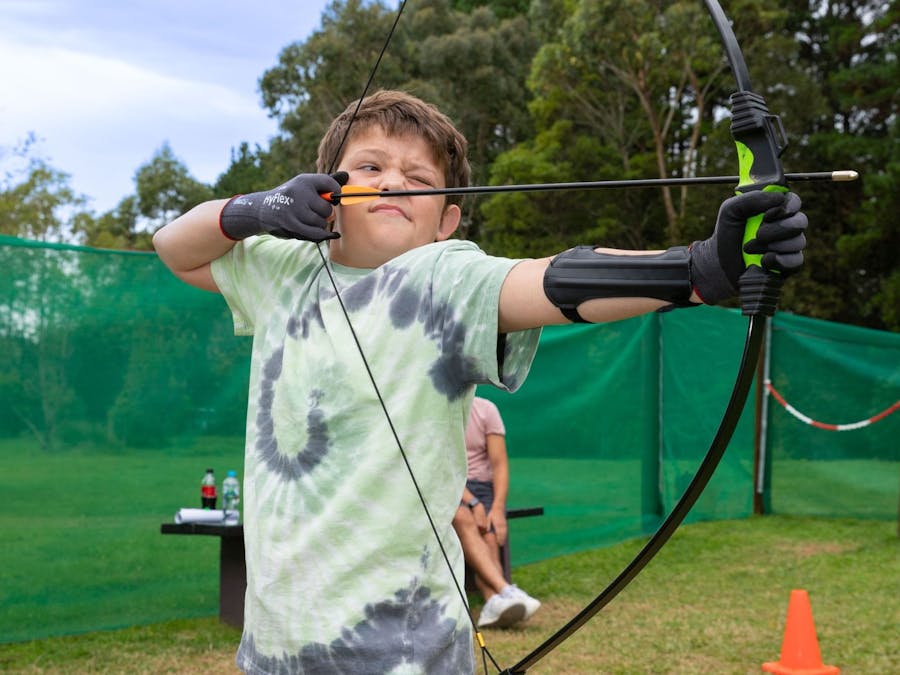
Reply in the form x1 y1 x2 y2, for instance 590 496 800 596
501 2 789 672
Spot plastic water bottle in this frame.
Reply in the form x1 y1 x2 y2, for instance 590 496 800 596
201 468 217 509
222 470 241 513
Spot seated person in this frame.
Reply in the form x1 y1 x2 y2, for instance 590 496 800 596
453 396 540 628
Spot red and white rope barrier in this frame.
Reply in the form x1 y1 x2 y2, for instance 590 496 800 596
765 380 900 431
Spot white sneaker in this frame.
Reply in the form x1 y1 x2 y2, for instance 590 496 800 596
501 584 541 620
477 592 527 628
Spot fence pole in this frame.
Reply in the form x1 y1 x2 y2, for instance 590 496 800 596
753 316 772 514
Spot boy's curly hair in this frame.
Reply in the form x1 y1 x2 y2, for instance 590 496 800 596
317 90 470 205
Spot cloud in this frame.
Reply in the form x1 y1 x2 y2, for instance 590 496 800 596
0 36 277 211
1 38 263 124
0 0 334 213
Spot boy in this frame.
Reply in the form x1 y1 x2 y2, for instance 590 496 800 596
153 89 806 674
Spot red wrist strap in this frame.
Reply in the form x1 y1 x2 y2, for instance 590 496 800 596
218 195 244 241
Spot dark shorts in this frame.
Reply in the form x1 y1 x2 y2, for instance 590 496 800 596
466 479 494 512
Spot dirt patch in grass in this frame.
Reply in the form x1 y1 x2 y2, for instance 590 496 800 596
773 540 858 559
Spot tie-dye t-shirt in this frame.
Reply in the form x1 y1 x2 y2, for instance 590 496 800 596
211 236 540 674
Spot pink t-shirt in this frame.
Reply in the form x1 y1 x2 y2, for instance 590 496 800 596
465 397 505 482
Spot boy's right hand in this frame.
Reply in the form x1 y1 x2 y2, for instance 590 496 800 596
219 172 348 242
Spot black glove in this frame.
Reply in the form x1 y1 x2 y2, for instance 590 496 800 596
690 191 807 304
219 172 348 242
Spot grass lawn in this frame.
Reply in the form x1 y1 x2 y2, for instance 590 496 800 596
0 438 244 643
2 433 896 648
1 515 897 674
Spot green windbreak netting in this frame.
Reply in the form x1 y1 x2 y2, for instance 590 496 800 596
1 235 897 643
0 235 251 447
763 313 900 516
479 307 759 567
478 319 667 565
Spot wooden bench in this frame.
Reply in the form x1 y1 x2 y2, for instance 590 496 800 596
161 505 543 629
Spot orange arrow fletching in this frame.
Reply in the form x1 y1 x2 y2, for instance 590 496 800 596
320 185 382 205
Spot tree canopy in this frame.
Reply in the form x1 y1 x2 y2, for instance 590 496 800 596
1 0 895 330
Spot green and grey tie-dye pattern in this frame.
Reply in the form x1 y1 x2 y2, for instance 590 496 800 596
211 238 539 674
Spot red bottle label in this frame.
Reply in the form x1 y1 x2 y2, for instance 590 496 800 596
202 486 216 498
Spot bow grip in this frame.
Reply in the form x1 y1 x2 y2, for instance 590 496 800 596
729 91 789 315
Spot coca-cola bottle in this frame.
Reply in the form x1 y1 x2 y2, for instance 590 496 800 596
201 468 217 509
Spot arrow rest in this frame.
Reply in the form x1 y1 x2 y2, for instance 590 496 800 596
731 91 788 189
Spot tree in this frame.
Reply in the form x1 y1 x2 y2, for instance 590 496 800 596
260 0 408 176
214 142 278 197
71 143 215 250
400 1 537 239
134 143 214 233
450 0 529 20
482 0 740 253
257 0 535 240
777 0 899 329
0 138 88 242
72 196 152 250
216 0 895 330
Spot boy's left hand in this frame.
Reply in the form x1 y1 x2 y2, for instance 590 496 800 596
690 191 807 304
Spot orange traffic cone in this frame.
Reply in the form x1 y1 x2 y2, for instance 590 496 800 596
762 589 839 674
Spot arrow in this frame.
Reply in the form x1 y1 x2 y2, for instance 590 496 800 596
322 170 858 205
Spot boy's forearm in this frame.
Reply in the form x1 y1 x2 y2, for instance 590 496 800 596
153 199 234 276
499 255 700 332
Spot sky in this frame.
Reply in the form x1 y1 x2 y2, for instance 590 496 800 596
0 0 332 213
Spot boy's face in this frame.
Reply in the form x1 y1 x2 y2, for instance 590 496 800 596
328 126 461 268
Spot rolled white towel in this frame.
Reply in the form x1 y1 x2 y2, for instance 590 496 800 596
174 508 239 525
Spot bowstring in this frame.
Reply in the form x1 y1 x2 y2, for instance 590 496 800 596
315 0 500 670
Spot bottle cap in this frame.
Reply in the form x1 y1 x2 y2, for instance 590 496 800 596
227 470 237 477
206 468 214 473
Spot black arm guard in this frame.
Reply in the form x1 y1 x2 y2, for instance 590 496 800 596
543 246 698 322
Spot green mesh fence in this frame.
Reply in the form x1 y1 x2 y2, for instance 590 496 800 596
1 235 897 643
483 308 764 566
762 313 900 516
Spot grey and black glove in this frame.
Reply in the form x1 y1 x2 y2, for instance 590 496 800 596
690 191 807 304
219 172 348 242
